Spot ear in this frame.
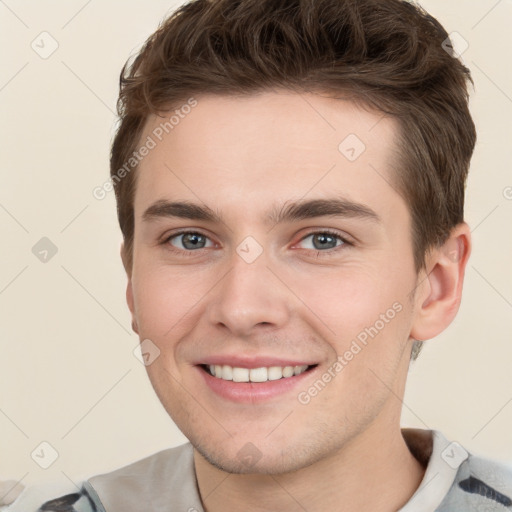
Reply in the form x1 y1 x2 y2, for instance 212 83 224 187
410 222 472 342
120 242 139 335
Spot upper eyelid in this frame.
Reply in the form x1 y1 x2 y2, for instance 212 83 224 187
164 229 214 244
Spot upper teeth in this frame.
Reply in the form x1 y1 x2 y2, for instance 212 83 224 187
208 364 309 382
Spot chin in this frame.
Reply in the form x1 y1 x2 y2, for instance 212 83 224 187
192 433 331 475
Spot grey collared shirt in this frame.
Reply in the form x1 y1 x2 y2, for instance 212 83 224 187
6 429 512 512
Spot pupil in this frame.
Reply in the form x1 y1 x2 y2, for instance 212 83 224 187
184 233 204 249
314 233 335 250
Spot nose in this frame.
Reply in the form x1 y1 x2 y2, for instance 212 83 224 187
206 247 291 338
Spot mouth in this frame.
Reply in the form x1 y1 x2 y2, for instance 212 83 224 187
201 363 317 383
195 357 320 403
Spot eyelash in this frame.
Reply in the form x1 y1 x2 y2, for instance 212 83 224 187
160 229 353 257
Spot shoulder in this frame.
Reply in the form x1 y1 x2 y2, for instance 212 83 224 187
401 428 512 512
4 482 100 512
458 452 512 498
85 442 199 511
439 448 512 511
4 443 195 512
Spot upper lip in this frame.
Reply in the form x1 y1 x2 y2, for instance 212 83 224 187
197 355 317 369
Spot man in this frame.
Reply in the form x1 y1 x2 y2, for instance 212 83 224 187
7 0 512 510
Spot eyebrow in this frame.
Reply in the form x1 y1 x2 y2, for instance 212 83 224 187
142 197 381 227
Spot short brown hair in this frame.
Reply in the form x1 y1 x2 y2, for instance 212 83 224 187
110 0 476 360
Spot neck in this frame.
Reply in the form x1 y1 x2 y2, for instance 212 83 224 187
194 420 426 512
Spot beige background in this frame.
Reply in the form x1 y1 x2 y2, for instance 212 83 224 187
1 0 511 490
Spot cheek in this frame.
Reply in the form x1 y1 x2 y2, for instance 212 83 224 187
131 266 205 340
291 266 391 333
292 266 410 367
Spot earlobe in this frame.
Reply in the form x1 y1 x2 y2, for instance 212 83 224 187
410 223 472 342
126 280 139 334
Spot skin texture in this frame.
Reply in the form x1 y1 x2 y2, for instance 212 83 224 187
121 91 471 511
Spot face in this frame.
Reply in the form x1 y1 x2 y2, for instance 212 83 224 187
125 91 424 474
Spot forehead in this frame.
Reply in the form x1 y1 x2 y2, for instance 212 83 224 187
133 91 405 225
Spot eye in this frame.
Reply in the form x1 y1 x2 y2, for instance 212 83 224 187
164 230 214 252
161 229 352 256
296 230 351 253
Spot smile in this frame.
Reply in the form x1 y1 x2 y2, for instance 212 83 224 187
203 364 313 382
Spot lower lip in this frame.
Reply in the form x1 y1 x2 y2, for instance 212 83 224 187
196 365 317 403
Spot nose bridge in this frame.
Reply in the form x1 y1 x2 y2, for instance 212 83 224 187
207 238 289 335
